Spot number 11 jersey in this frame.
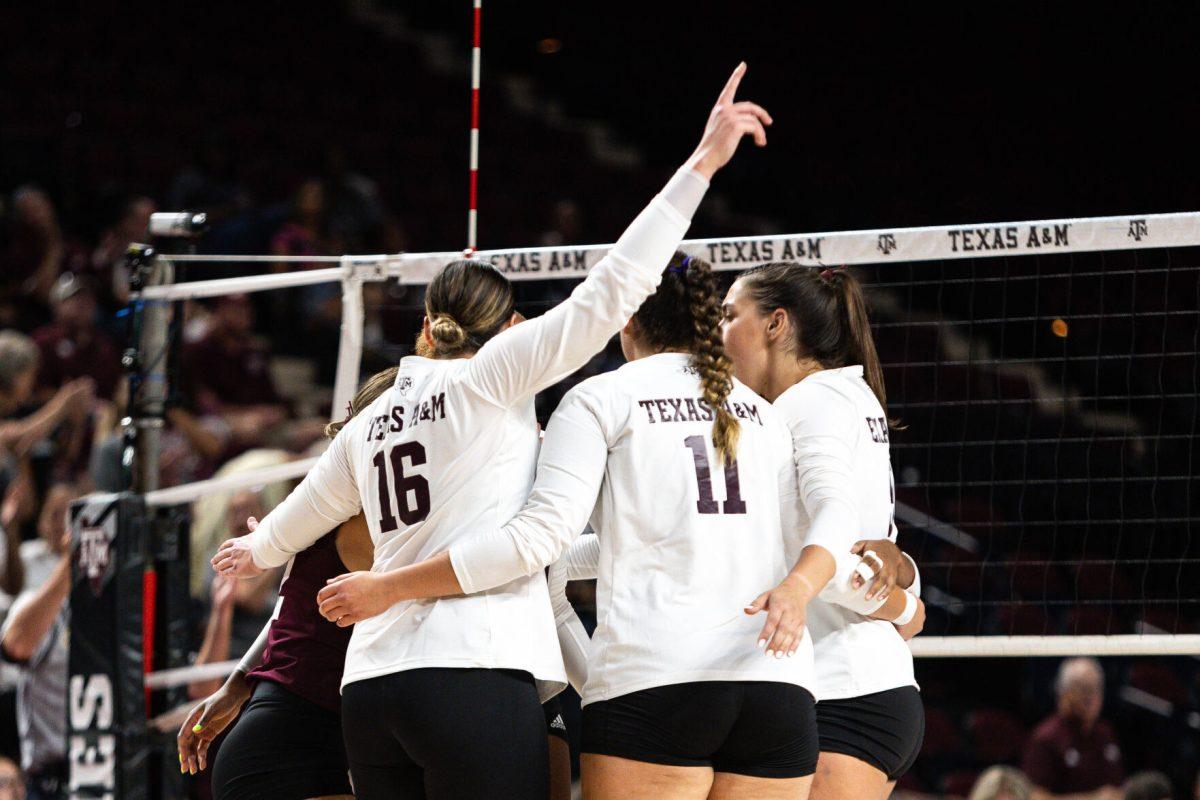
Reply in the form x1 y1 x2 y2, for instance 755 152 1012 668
520 353 814 706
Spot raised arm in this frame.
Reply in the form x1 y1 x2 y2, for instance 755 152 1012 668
463 63 771 408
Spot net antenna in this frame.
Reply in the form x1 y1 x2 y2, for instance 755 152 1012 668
466 0 482 253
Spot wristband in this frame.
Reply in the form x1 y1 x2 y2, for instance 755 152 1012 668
893 591 918 626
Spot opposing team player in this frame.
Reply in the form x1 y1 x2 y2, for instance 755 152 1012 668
212 64 771 799
720 264 925 800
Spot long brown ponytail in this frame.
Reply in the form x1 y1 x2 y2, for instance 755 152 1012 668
631 251 740 464
324 365 400 438
740 263 895 426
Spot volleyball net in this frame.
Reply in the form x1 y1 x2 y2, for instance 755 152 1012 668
144 208 1200 657
64 209 1199 795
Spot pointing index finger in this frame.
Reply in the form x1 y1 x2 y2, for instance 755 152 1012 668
717 62 747 105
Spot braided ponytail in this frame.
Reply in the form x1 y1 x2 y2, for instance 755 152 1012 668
684 257 740 465
630 251 741 465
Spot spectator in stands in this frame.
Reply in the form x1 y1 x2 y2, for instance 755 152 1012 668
89 194 155 311
187 574 236 699
0 332 93 545
182 294 287 449
167 136 250 225
321 145 403 254
1123 771 1173 800
1023 657 1124 800
0 482 76 800
268 178 342 381
32 274 121 401
187 449 294 599
970 766 1033 800
538 198 584 247
270 179 338 268
0 187 86 331
0 755 23 800
222 488 282 654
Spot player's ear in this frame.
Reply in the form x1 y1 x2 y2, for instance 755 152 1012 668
422 316 434 349
765 308 789 344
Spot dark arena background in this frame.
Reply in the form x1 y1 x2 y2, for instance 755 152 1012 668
1 2 1198 799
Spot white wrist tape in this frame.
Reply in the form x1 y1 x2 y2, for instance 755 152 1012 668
853 559 876 587
893 591 918 626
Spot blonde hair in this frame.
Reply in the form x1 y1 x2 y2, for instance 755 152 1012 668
968 766 1032 800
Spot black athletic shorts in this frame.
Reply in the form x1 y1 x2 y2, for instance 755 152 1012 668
543 694 569 743
816 686 924 781
212 680 351 800
582 681 818 779
341 667 549 800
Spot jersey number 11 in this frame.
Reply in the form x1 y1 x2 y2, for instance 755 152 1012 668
684 435 746 515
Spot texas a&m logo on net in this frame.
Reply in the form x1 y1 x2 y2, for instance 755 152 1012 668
78 525 113 597
1127 219 1148 242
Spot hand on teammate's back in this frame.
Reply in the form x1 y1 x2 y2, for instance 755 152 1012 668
686 62 772 180
210 516 266 579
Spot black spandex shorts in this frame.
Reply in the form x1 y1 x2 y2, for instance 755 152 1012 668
212 680 351 800
815 686 924 781
582 681 818 779
543 694 569 743
341 667 549 800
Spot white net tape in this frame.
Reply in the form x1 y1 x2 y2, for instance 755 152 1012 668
134 209 1200 669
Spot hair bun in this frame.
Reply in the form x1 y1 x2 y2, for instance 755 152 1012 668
429 314 468 349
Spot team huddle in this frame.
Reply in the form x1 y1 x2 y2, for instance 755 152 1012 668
186 64 927 800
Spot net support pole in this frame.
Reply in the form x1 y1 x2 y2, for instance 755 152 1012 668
330 257 365 424
124 252 173 495
467 0 482 251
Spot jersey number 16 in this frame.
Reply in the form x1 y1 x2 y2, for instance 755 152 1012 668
373 442 431 531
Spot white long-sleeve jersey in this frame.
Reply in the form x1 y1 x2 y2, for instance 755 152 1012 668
242 168 709 699
451 353 815 706
775 365 917 701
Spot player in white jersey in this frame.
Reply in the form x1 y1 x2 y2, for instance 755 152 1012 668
720 263 925 800
324 251 880 800
211 64 772 800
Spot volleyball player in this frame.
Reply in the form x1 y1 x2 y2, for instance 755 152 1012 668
181 366 573 800
719 263 925 800
212 64 770 799
319 250 833 800
177 370 385 800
